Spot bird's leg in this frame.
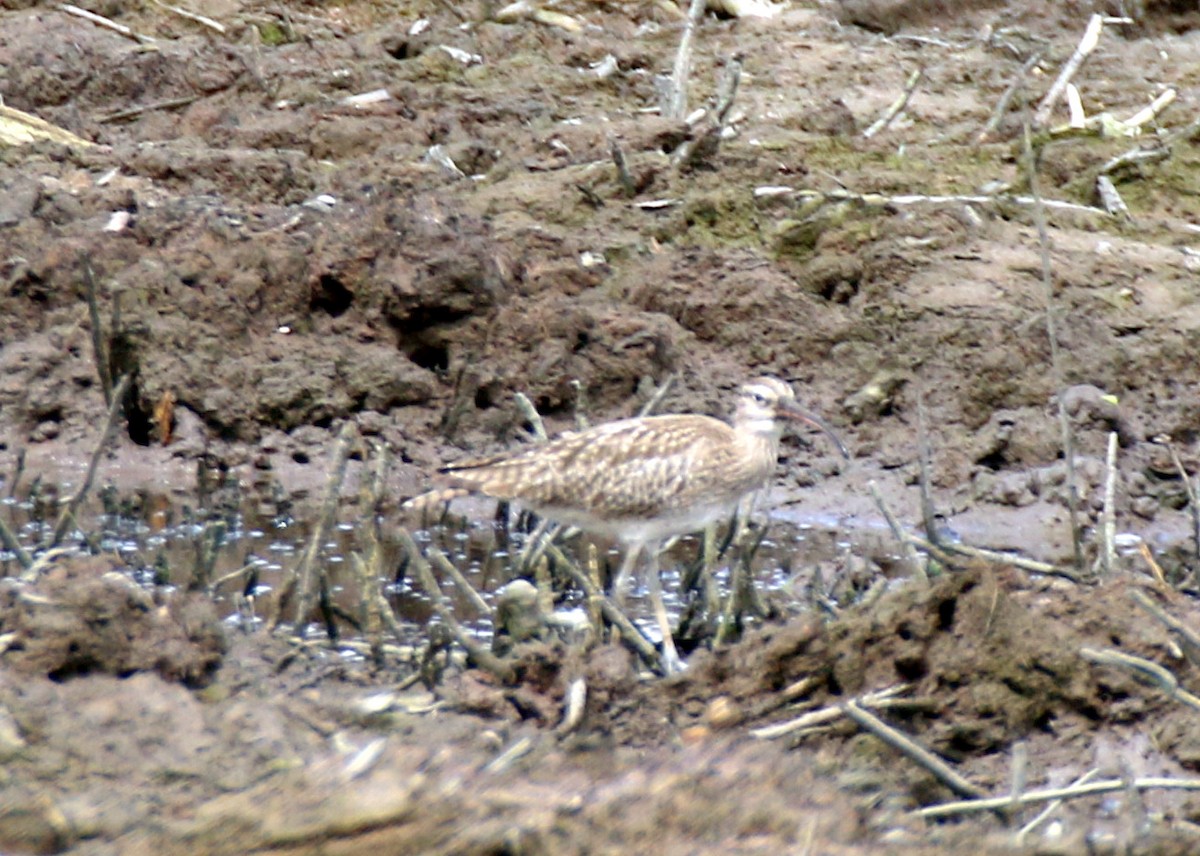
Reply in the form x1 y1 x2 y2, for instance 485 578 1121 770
612 542 642 607
518 518 559 573
646 547 685 675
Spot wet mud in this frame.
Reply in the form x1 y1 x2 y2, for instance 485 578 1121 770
5 0 1200 852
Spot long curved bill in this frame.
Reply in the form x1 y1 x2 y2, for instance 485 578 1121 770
780 401 850 460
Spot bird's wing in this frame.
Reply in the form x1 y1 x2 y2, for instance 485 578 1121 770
440 414 737 517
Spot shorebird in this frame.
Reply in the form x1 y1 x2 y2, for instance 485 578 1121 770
407 377 849 674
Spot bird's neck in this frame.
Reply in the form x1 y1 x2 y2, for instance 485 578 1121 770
734 420 784 472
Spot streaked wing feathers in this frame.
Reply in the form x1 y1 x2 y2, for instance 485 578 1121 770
439 414 741 518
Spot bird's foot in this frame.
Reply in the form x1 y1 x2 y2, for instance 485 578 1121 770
660 647 688 676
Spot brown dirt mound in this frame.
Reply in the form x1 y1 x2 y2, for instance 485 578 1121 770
0 555 226 685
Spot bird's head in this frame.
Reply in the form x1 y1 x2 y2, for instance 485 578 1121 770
735 377 849 459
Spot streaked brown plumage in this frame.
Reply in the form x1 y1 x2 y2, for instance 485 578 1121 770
407 377 848 673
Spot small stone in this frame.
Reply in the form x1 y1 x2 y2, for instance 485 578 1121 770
705 696 743 729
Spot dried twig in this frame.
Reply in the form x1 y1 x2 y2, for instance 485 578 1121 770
609 135 636 198
1025 119 1084 571
556 677 587 735
59 3 156 43
868 480 927 584
1100 431 1118 575
285 423 355 634
916 775 1200 819
673 55 743 170
81 261 112 407
664 0 708 120
426 541 490 616
843 700 987 800
152 0 226 33
863 67 923 139
50 375 131 548
916 391 940 549
638 374 677 418
351 443 406 660
1096 175 1131 220
1008 740 1029 815
906 533 1085 583
0 104 95 148
1033 14 1105 126
1080 646 1200 712
1165 441 1200 567
544 540 661 667
0 516 33 571
789 187 1110 218
98 95 201 124
750 684 910 739
1015 768 1100 844
398 527 514 683
979 52 1043 143
513 392 548 442
1130 589 1200 667
569 379 591 431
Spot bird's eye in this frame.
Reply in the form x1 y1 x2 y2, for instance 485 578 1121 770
752 393 767 405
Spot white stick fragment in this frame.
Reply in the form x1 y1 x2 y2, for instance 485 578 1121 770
0 104 95 148
341 89 392 107
424 144 466 178
1035 13 1105 126
557 677 587 735
1096 175 1130 220
152 0 226 34
1101 431 1118 575
793 187 1110 217
863 68 923 139
494 1 582 32
1124 88 1177 130
1066 84 1086 129
103 211 131 233
706 0 783 17
438 45 482 65
59 3 156 44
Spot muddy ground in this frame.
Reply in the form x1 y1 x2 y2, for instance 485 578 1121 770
5 0 1200 852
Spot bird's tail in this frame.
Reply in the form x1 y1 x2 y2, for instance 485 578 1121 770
401 487 471 512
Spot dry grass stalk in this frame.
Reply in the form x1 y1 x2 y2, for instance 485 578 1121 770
81 262 113 408
151 0 226 33
1100 431 1118 575
979 52 1043 143
398 527 515 683
868 480 928 584
1080 646 1200 712
1033 14 1105 126
863 67 923 139
426 541 491 616
664 0 708 120
750 684 910 740
1014 768 1100 844
543 541 661 668
790 187 1109 218
276 422 355 633
1129 589 1200 667
915 391 940 551
58 3 156 43
906 533 1084 583
917 774 1200 819
0 516 33 571
843 699 988 800
1164 441 1200 568
1024 121 1084 571
50 375 132 548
